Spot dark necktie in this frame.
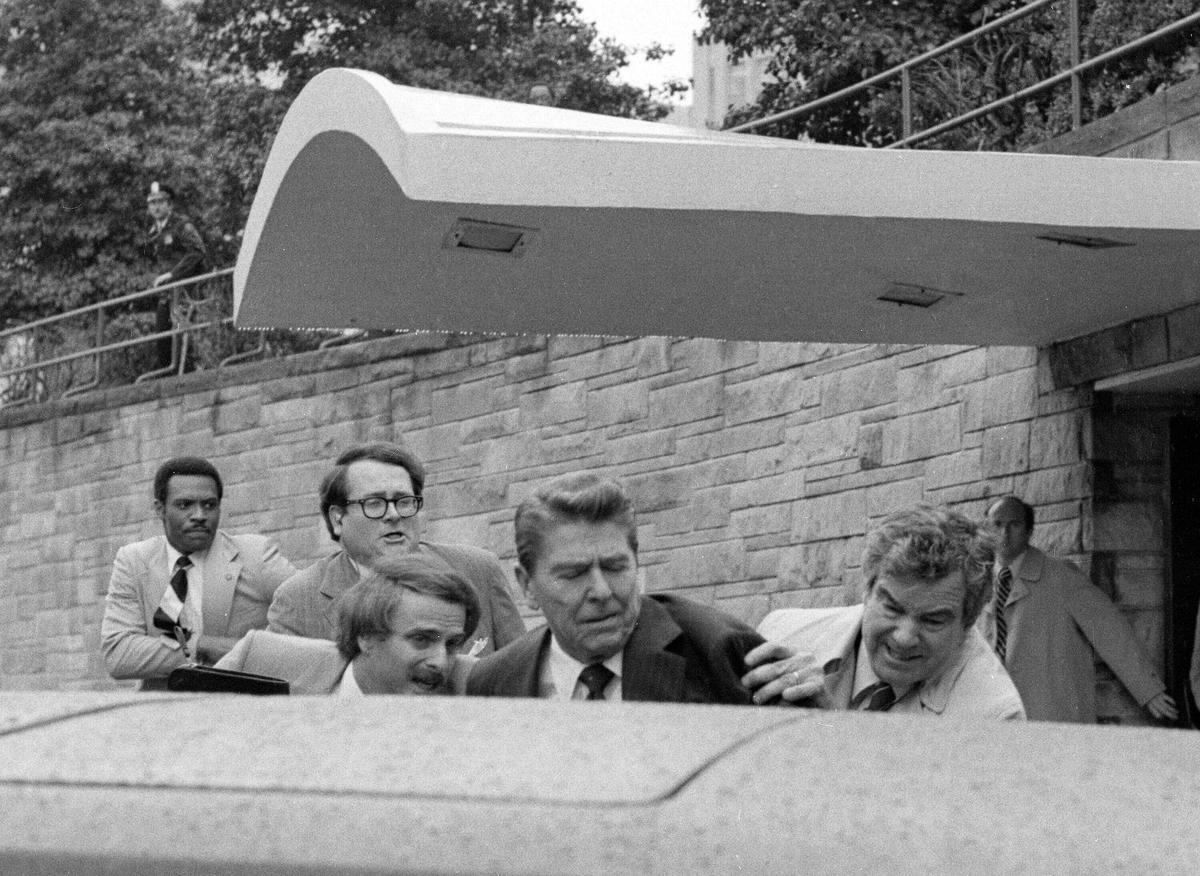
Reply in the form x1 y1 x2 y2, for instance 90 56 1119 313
994 566 1013 662
851 680 897 712
578 663 614 701
153 555 193 639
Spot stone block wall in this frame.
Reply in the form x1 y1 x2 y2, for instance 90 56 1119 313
0 331 1091 695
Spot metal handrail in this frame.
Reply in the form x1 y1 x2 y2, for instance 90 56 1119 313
0 268 233 343
888 9 1200 148
727 0 1060 135
725 0 1200 148
0 268 370 409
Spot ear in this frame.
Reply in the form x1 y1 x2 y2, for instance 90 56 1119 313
515 563 539 611
357 635 379 656
328 506 346 539
154 500 166 523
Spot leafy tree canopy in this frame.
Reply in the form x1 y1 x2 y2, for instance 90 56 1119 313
193 0 681 116
700 0 1200 149
0 0 289 324
1 0 674 326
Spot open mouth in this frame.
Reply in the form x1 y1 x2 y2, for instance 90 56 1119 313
883 644 923 664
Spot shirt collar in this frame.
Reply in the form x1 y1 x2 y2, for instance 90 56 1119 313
166 542 207 570
338 661 366 696
546 635 624 701
999 548 1028 579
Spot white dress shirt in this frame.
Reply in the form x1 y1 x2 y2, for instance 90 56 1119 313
164 543 206 652
541 636 624 701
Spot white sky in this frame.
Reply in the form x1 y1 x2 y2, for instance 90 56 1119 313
574 0 704 96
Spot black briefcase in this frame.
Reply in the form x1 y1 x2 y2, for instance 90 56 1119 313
167 665 290 695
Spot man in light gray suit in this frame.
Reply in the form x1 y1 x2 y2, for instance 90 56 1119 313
746 504 1025 719
983 495 1176 723
268 442 525 655
218 555 479 695
101 457 296 690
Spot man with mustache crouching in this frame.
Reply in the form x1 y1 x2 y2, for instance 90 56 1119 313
217 554 480 694
101 457 297 690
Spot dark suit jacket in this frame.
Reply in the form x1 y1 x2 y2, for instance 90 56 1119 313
266 544 526 654
466 594 763 705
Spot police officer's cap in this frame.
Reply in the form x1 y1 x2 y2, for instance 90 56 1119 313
146 181 174 202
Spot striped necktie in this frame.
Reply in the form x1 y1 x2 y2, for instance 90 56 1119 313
152 555 193 642
994 566 1013 661
578 663 614 701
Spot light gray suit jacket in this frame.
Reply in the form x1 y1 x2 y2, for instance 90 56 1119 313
216 629 473 694
101 531 297 687
978 546 1164 723
760 604 1026 720
267 544 525 653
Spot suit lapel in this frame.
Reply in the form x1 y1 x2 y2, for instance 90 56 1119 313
142 537 173 628
513 628 550 697
816 606 863 710
1008 547 1041 607
320 551 360 630
621 598 687 702
199 531 241 637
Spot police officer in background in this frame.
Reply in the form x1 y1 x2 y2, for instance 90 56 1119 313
144 181 210 368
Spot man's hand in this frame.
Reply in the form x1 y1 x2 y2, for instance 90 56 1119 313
153 272 173 287
1144 691 1179 722
742 641 827 707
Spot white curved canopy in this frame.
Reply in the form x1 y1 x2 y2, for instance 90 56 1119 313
235 68 1200 346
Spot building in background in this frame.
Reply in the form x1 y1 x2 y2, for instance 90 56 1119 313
666 39 773 129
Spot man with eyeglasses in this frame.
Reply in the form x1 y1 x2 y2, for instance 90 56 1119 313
267 443 525 655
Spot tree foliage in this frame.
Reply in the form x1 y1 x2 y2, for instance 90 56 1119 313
1 0 672 327
0 0 201 322
700 0 1200 149
193 0 677 117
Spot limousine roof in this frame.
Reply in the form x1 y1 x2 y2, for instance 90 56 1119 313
2 692 1197 874
234 68 1200 348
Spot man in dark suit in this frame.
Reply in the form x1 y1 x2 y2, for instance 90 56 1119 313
268 442 525 655
101 456 296 689
144 181 210 368
466 472 764 704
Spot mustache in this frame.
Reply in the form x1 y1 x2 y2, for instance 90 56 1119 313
411 667 448 689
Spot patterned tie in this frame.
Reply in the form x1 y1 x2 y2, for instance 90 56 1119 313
578 663 614 701
994 566 1013 662
851 681 896 712
152 555 193 641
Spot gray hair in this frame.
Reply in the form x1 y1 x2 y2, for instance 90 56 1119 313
862 504 995 626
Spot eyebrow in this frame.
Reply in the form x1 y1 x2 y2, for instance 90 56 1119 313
549 553 630 572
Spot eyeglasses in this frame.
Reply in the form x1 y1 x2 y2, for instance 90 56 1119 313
342 495 423 519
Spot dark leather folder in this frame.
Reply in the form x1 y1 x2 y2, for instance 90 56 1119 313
167 665 290 695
